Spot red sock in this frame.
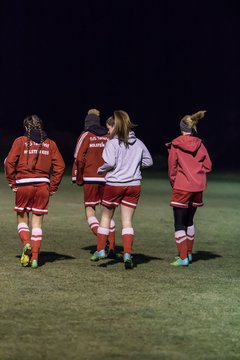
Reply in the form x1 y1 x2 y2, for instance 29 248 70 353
122 228 134 254
17 223 30 246
107 219 116 250
97 227 109 251
87 216 99 236
175 230 187 260
31 228 42 261
187 225 195 254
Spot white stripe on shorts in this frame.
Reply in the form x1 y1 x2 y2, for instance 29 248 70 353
121 200 137 207
102 200 119 206
171 201 189 207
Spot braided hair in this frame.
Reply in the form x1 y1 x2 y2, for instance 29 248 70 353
23 115 44 170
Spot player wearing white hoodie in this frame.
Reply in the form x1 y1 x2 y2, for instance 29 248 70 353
91 110 153 269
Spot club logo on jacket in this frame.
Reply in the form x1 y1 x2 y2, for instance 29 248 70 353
24 141 50 155
89 142 105 148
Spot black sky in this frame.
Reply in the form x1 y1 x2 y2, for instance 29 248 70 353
0 0 240 168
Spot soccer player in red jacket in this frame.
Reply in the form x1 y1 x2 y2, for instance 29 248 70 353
72 109 116 256
166 110 212 266
5 115 65 268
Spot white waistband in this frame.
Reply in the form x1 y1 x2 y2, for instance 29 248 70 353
16 177 50 184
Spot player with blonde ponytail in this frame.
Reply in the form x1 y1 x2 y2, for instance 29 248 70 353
5 115 65 268
91 110 153 269
166 110 212 266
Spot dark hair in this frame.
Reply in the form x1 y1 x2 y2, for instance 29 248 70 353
23 115 44 170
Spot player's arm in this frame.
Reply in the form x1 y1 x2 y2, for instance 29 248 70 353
168 145 178 187
49 142 65 194
140 142 153 168
97 141 116 174
75 133 89 186
202 144 212 173
5 139 21 190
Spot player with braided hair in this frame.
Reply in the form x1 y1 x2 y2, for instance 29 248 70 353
166 110 212 266
5 115 65 268
24 115 45 170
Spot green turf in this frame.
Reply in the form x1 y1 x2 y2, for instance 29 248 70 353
0 171 240 360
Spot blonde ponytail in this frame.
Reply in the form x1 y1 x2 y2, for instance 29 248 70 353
111 110 137 146
180 110 207 134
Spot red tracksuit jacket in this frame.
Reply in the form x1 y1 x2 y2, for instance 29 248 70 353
166 135 212 192
5 136 65 192
72 131 108 185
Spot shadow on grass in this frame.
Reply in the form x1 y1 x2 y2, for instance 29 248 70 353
16 251 75 267
193 250 222 262
97 253 163 268
82 245 163 268
82 244 122 254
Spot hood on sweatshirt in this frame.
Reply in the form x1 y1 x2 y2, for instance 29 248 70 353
86 124 108 136
114 131 137 146
127 131 137 145
166 135 202 154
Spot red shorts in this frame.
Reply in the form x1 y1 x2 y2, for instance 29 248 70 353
83 183 105 207
101 185 141 209
170 189 203 208
15 183 50 214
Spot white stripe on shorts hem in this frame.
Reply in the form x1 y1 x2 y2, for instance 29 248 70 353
121 200 137 207
171 201 188 207
32 208 48 213
14 206 25 211
85 201 100 205
102 200 119 206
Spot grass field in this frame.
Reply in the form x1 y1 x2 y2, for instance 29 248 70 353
0 170 240 360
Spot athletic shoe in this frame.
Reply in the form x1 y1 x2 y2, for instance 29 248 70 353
90 250 106 261
175 255 193 263
123 253 133 270
31 260 38 269
170 257 189 266
20 243 32 267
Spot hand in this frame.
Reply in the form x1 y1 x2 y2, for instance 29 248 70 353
76 178 84 186
12 187 18 192
97 168 104 175
49 191 55 196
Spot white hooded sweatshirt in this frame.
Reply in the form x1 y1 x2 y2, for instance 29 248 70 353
98 131 153 186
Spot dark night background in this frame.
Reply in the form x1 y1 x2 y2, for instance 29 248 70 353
0 0 240 169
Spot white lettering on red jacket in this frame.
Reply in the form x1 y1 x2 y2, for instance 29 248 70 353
5 136 65 192
72 131 108 184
